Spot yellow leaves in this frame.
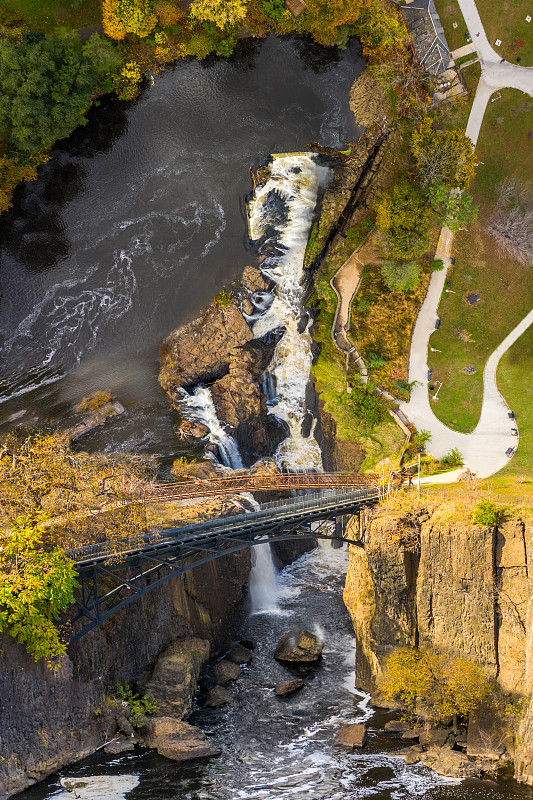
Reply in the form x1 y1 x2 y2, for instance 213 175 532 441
189 0 249 28
379 647 492 723
102 0 157 40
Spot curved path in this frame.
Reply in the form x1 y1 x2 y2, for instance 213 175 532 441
400 2 533 478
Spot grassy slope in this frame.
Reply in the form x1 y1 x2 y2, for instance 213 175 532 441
476 0 533 66
497 324 533 478
0 0 101 32
428 89 533 433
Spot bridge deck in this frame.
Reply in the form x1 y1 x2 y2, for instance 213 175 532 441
68 486 381 644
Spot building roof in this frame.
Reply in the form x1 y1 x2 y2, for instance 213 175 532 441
402 0 451 75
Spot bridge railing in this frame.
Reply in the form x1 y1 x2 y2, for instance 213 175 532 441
143 472 378 503
68 485 381 566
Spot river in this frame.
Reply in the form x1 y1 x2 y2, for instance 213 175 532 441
0 35 361 463
17 542 531 800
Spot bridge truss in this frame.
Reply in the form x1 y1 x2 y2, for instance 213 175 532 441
68 486 380 645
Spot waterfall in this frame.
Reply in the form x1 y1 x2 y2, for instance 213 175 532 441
249 543 280 614
178 386 243 469
248 154 329 472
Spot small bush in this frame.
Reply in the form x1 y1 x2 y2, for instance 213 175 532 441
441 447 464 468
75 390 114 414
429 258 445 271
113 683 158 729
214 289 231 307
472 500 499 526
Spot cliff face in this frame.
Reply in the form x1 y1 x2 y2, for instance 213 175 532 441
343 502 533 782
0 550 251 800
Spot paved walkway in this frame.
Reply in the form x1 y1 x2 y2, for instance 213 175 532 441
400 2 533 478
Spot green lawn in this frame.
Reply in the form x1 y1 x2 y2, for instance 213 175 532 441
0 0 101 33
498 325 533 478
433 0 471 53
428 89 533 433
476 0 533 66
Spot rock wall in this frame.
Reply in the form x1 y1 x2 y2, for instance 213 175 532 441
0 550 251 800
343 501 533 782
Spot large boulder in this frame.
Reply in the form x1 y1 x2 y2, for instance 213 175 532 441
384 720 411 732
205 686 233 707
420 748 480 778
335 724 367 749
274 679 304 697
404 746 423 765
142 716 220 762
159 301 253 393
241 266 271 293
274 630 323 662
213 659 241 685
419 728 454 749
145 638 210 717
157 739 221 762
226 643 253 665
104 737 136 755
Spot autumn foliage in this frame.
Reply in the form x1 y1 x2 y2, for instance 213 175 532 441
379 647 492 723
102 0 158 39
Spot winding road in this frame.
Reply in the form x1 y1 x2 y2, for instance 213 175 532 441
400 0 533 478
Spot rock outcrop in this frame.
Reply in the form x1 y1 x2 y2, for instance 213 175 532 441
274 679 304 697
343 501 533 783
335 723 367 749
274 629 323 662
145 639 210 717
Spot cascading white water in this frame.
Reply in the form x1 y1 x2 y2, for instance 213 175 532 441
248 154 330 472
249 543 280 614
178 386 243 469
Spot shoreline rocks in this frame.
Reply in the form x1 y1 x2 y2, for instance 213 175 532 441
274 679 304 697
335 723 367 749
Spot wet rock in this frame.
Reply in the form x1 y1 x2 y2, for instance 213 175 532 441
242 298 254 316
205 686 233 707
145 638 210 717
249 459 280 478
176 420 209 440
142 717 203 749
239 639 256 651
420 748 480 778
242 265 271 293
274 679 304 697
419 728 454 749
104 737 136 754
214 659 241 684
335 723 367 749
159 301 253 392
227 644 253 665
274 630 323 662
363 766 396 783
384 720 411 732
404 746 422 765
157 739 221 762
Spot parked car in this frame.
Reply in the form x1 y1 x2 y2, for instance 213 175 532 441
435 318 441 329
506 447 515 457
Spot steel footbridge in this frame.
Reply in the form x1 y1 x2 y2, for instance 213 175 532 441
68 482 381 645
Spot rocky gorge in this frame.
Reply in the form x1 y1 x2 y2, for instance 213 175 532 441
343 499 533 784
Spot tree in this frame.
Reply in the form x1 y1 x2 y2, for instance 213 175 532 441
441 447 464 468
375 183 431 261
102 0 158 39
379 647 492 724
0 34 119 153
189 0 249 29
488 178 533 266
0 517 78 665
411 116 477 191
381 260 421 291
354 1 406 63
428 184 478 233
0 153 43 213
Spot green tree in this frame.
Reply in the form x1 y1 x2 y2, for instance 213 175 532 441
0 34 118 153
411 116 477 191
441 447 464 468
375 183 431 261
428 184 478 233
381 260 421 291
379 647 492 724
0 517 78 665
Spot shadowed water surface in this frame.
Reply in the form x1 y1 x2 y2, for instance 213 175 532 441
0 36 362 460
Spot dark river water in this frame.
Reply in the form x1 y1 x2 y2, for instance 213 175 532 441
17 543 531 800
0 35 362 462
